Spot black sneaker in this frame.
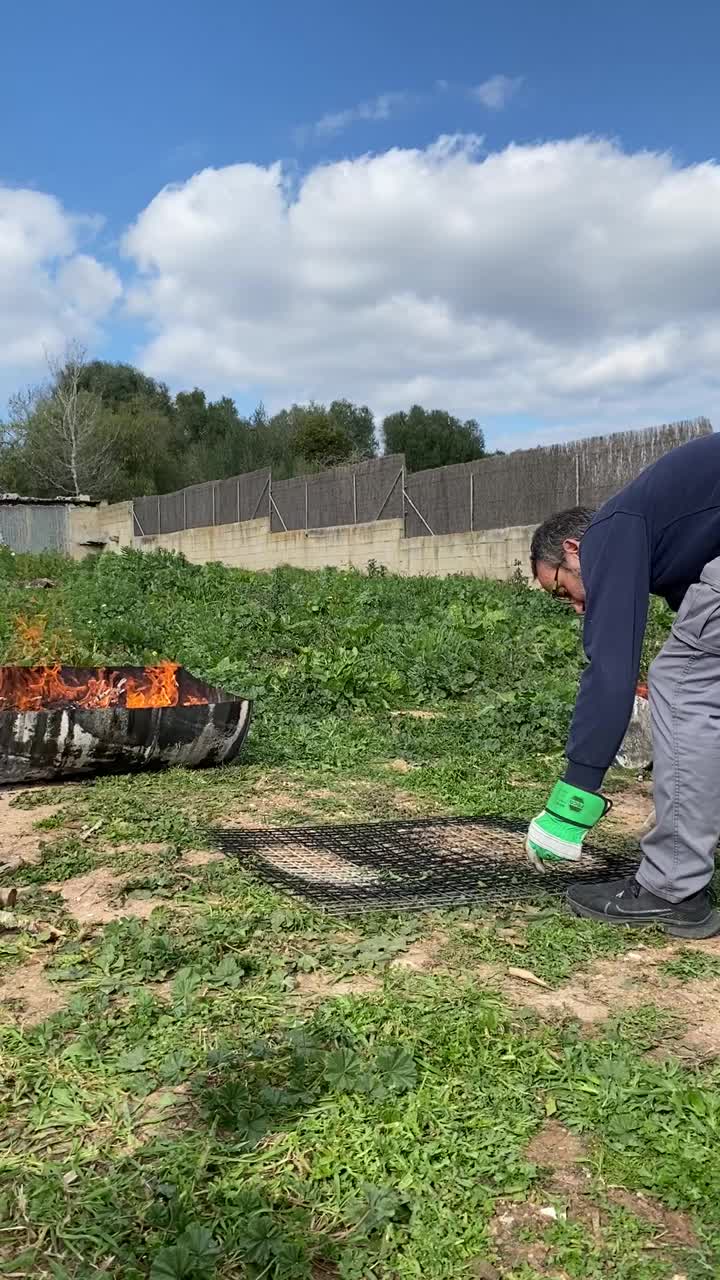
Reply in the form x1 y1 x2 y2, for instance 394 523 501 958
566 875 720 939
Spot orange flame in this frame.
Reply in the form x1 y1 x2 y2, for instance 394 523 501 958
126 662 180 709
0 661 210 713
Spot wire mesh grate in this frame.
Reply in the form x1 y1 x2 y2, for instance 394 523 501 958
216 816 639 914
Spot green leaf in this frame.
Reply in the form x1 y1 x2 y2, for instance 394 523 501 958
116 1045 150 1072
346 1184 408 1235
171 967 202 1007
149 1245 191 1280
178 1224 221 1263
235 1213 280 1264
159 1050 193 1084
208 955 244 988
324 1047 365 1091
374 1046 417 1092
150 1226 220 1280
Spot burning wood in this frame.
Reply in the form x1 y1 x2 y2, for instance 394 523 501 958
0 661 210 713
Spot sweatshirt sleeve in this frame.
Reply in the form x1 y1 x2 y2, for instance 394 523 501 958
564 512 650 793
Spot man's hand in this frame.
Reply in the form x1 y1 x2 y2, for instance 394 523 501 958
526 781 610 872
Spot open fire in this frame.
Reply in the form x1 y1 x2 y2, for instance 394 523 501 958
0 660 210 714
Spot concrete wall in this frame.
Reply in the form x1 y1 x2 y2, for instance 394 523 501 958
69 501 134 558
69 503 533 580
67 499 532 581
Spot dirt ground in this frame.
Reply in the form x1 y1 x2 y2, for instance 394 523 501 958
487 940 720 1060
0 953 66 1026
0 788 59 870
486 1117 695 1277
3 782 720 1068
604 781 655 837
0 791 171 1024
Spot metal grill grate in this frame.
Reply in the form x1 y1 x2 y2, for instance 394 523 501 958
216 817 638 914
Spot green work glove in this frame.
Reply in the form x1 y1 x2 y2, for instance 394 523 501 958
526 781 610 872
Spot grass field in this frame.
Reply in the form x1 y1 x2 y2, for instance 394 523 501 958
1 547 719 1280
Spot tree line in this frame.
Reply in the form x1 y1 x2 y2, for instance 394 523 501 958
0 345 489 501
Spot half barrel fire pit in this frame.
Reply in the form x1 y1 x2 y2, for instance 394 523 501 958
0 662 251 785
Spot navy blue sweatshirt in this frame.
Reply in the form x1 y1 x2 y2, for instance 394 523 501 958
565 430 720 792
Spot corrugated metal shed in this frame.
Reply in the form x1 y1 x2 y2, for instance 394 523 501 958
0 495 96 554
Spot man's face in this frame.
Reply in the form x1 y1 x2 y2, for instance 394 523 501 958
535 538 586 614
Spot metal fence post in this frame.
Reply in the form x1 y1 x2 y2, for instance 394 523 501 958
305 481 309 530
469 472 474 533
157 495 161 535
183 490 187 530
352 472 358 524
237 479 241 524
401 465 406 536
575 452 580 505
211 483 216 526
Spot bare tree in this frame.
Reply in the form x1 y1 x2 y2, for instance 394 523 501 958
12 343 118 498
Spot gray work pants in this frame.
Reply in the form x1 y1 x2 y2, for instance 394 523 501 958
638 556 720 902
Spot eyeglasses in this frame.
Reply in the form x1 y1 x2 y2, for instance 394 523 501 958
551 562 571 602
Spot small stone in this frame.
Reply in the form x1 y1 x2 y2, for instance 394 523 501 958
387 757 415 773
468 1261 501 1280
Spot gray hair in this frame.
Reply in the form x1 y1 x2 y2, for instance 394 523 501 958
530 506 595 577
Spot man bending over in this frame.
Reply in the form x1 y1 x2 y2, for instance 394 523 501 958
528 430 720 939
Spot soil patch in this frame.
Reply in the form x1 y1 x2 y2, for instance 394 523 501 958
526 1119 590 1194
0 789 59 871
183 849 226 867
418 822 617 876
123 1085 190 1152
486 1122 696 1272
112 841 176 858
605 783 654 837
487 1120 698 1280
390 932 449 973
293 970 382 999
239 783 318 824
606 1189 696 1247
473 941 720 1060
45 869 166 925
524 1120 696 1248
0 953 65 1025
385 758 417 774
489 1200 568 1276
389 789 433 816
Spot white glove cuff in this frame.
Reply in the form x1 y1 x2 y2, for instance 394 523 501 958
527 819 583 862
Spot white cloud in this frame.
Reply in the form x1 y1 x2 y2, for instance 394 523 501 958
470 74 523 110
298 91 414 143
122 135 720 436
0 187 121 383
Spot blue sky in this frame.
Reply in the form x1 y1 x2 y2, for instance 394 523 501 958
3 0 720 449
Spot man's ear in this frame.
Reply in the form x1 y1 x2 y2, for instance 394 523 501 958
562 537 581 557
